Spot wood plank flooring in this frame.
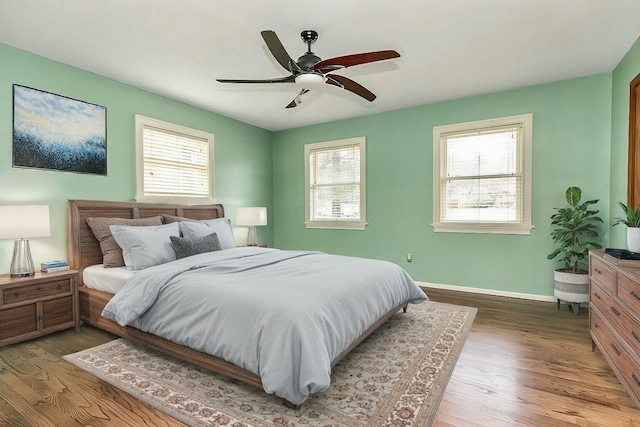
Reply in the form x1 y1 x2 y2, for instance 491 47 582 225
0 288 638 426
428 288 640 427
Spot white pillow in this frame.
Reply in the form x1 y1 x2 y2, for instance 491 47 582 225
178 218 235 249
110 222 180 270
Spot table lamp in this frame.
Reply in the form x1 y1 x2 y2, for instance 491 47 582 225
0 205 51 277
235 207 267 246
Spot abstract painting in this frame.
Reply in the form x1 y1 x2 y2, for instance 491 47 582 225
12 85 107 175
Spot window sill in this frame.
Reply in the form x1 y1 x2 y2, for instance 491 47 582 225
305 221 368 231
432 223 534 235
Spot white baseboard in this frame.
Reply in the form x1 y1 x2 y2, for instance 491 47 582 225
417 281 557 303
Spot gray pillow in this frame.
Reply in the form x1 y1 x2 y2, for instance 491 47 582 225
170 233 222 259
86 216 163 268
178 218 235 249
109 222 180 270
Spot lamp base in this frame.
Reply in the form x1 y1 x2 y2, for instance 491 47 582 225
10 239 35 278
246 226 259 247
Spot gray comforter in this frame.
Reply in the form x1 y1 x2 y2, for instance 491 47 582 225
102 247 427 405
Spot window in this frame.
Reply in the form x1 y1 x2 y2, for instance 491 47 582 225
135 115 214 203
305 137 367 230
432 114 533 234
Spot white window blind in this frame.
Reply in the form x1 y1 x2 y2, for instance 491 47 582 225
135 115 214 203
433 114 533 234
305 137 367 230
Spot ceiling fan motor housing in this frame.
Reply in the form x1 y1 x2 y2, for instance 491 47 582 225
298 30 321 70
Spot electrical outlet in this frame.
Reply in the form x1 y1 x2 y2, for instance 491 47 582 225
407 253 412 262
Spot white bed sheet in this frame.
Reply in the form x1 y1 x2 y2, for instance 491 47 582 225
83 264 136 294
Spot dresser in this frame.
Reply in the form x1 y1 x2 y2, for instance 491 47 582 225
0 270 79 346
589 250 640 408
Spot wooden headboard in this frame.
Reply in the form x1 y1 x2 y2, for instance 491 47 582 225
67 199 225 287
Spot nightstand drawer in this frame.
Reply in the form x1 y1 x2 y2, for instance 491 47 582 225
43 296 73 329
3 279 70 305
0 304 37 341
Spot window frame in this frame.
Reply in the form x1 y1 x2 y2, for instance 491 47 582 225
135 114 215 204
304 136 367 230
432 114 533 235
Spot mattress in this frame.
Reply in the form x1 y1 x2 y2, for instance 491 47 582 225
83 264 136 294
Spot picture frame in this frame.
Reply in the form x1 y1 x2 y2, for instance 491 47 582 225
12 84 107 175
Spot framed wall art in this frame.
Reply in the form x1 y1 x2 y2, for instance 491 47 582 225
12 85 107 175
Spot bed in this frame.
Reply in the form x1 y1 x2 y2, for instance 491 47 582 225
67 199 427 408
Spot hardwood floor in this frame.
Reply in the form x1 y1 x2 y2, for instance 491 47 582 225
428 288 640 427
0 288 638 426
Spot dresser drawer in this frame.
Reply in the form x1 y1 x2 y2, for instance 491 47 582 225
590 255 615 294
591 308 640 403
3 279 71 305
617 273 640 321
591 281 613 309
594 286 640 357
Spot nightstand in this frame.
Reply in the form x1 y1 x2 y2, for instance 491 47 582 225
0 270 79 346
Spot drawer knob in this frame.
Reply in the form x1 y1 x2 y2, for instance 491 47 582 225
37 287 41 291
610 306 621 316
633 373 640 387
595 268 602 274
631 291 640 302
14 293 19 298
594 292 602 300
633 331 640 343
57 285 62 290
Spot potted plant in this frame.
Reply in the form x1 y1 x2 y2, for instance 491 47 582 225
547 186 603 314
613 201 640 252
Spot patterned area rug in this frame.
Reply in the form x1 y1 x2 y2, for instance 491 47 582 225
64 301 476 426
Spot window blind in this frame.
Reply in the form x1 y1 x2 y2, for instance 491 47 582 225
308 144 361 221
440 124 523 223
142 125 209 198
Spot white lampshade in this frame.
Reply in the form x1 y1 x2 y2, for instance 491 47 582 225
236 207 267 247
0 205 51 277
235 207 267 227
0 205 51 239
295 73 325 90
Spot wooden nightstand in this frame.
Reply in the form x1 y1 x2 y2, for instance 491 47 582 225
0 270 79 346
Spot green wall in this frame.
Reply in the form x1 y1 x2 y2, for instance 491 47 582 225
4 36 639 299
610 37 640 247
272 74 613 298
0 43 273 272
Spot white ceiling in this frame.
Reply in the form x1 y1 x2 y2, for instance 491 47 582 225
1 0 639 132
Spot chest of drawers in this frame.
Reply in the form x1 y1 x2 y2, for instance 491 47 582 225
589 250 640 408
0 270 79 346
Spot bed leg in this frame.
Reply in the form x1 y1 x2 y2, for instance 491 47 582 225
284 399 301 410
403 304 408 313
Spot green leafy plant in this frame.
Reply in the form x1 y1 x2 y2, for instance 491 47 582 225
547 186 603 274
613 201 640 227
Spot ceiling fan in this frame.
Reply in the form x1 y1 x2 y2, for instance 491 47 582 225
216 30 400 108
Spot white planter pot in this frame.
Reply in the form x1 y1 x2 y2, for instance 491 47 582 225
554 269 589 314
628 227 640 253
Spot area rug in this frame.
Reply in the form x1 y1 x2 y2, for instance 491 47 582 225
63 300 476 426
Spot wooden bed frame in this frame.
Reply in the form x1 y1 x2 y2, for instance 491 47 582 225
67 199 407 408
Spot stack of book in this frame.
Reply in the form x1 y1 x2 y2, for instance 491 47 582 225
41 260 69 272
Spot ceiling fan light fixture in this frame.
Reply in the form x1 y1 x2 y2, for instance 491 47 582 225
295 73 325 89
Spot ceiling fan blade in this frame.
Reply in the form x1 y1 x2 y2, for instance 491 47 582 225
312 50 400 72
325 74 376 102
216 76 295 84
285 89 310 109
261 30 298 73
